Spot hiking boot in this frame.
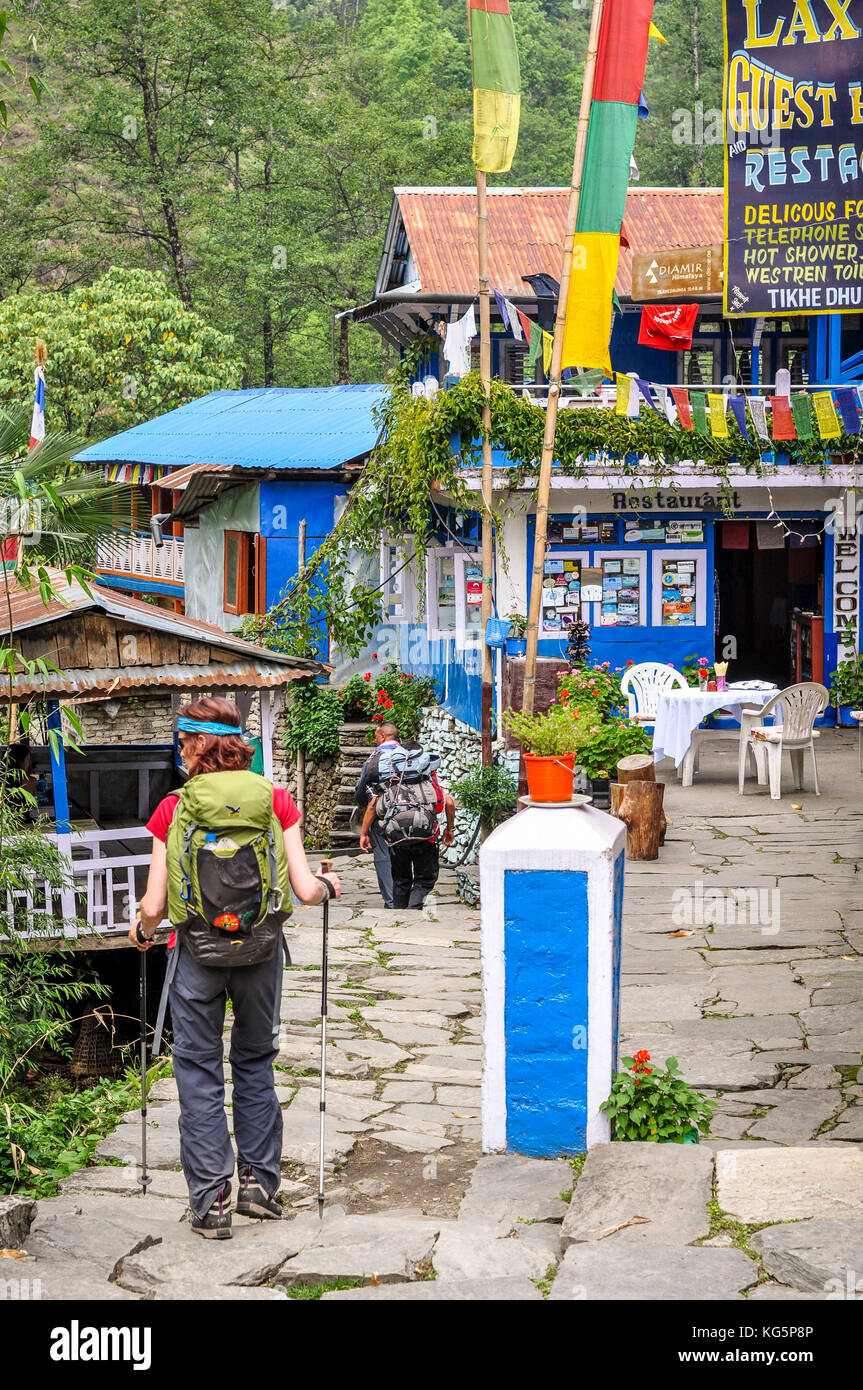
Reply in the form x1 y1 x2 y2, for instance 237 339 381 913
191 1184 232 1240
237 1167 283 1220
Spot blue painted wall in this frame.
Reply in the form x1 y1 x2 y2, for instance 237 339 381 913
259 478 346 609
526 512 715 671
398 624 482 729
504 867 589 1156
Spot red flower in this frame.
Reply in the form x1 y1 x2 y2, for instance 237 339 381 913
376 690 387 705
372 713 383 721
591 688 599 697
371 652 378 659
363 673 371 681
626 659 634 666
633 1049 651 1065
560 690 569 703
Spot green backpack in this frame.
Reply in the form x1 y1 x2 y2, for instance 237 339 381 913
165 770 292 967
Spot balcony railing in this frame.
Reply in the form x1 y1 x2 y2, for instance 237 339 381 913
97 532 185 586
4 827 169 939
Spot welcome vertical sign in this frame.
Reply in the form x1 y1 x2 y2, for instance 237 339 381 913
723 0 863 317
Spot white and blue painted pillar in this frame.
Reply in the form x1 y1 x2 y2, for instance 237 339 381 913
480 803 626 1156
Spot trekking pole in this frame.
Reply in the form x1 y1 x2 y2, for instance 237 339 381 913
317 858 332 1221
135 922 152 1196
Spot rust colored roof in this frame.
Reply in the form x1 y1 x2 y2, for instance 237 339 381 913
389 186 724 299
0 568 327 693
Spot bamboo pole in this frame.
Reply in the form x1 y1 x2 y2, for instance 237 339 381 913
296 518 307 824
466 0 495 766
476 168 494 766
521 0 605 715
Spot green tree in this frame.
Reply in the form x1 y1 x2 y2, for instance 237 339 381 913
0 267 242 437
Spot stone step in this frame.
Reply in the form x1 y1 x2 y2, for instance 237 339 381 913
330 830 359 844
339 745 375 758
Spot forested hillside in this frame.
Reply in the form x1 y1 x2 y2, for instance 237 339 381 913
0 1 724 397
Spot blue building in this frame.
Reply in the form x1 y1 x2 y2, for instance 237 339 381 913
342 186 863 731
77 385 386 644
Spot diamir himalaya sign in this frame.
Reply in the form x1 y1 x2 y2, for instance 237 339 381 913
631 245 722 300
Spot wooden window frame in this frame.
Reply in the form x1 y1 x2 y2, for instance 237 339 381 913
224 531 250 616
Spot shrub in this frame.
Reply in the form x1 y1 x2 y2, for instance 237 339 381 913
452 764 518 830
574 716 652 780
282 680 343 763
504 703 584 757
558 662 624 717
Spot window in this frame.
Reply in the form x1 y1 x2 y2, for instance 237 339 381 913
224 531 266 616
380 537 416 621
426 547 482 646
651 549 707 628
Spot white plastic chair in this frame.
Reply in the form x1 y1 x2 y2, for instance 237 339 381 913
742 683 828 800
620 662 688 731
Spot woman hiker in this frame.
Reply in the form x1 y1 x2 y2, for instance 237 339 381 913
130 696 341 1239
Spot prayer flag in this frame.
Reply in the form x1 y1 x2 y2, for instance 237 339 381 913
615 373 632 415
813 391 841 439
469 0 521 173
770 395 796 441
542 330 553 374
749 397 769 442
728 395 749 442
836 387 861 435
690 392 708 435
791 394 813 441
669 386 692 430
561 0 655 373
708 393 728 438
493 289 510 328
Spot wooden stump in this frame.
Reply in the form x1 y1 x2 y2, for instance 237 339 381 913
613 780 666 861
612 754 668 854
616 754 656 783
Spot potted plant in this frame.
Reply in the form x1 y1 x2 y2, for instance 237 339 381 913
574 716 652 807
505 610 528 657
829 652 863 726
504 702 584 802
600 1051 714 1143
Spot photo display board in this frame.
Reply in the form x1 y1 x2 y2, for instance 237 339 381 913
600 556 642 627
547 518 616 544
624 520 704 544
541 557 582 635
660 557 698 626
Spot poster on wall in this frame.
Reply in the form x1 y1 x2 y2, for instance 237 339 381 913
548 518 615 544
661 558 697 626
542 557 580 634
600 557 641 626
723 1 863 317
666 520 704 544
625 521 667 543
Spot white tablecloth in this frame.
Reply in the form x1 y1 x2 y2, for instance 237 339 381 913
652 684 780 767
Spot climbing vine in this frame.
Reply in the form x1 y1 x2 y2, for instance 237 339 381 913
241 356 858 659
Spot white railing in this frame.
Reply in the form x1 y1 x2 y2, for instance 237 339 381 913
4 827 169 940
97 533 185 585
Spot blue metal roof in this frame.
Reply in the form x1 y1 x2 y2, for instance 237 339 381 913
74 386 387 470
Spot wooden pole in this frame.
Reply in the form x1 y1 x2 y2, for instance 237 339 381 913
296 518 307 824
477 168 494 766
467 0 495 767
521 0 605 715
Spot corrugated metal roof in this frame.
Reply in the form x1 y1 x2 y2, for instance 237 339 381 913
4 662 310 700
74 385 387 470
0 568 325 676
387 187 724 299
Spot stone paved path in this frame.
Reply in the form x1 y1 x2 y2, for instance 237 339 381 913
7 731 862 1299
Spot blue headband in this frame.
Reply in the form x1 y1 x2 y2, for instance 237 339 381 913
177 718 249 739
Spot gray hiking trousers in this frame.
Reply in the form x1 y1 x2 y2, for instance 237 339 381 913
168 940 283 1217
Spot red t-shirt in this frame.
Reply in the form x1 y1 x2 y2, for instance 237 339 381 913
146 785 301 843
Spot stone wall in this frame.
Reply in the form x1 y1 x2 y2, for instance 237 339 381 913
418 705 482 865
70 694 174 746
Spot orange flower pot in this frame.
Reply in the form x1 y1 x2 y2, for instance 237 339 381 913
524 753 575 803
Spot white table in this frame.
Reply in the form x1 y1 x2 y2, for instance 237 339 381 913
652 684 781 768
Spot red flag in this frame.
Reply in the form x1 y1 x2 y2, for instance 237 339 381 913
517 309 533 342
638 304 699 351
769 395 796 441
669 387 693 430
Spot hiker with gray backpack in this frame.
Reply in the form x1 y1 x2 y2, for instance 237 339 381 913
359 733 455 909
130 696 341 1239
